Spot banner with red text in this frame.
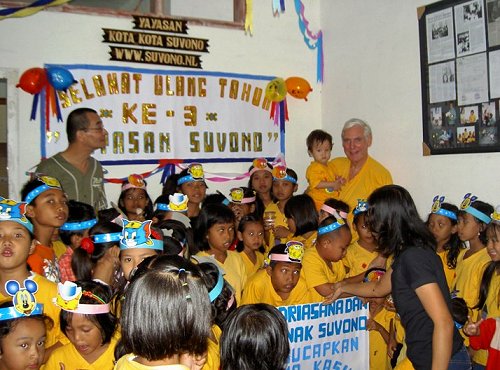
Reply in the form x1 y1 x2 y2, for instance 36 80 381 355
42 64 285 165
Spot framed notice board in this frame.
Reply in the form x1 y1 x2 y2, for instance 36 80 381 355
419 0 500 155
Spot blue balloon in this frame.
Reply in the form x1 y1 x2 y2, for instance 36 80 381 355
46 67 76 90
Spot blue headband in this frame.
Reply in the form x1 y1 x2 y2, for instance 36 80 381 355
208 271 224 302
60 219 97 231
318 219 345 236
0 304 43 321
464 206 491 224
431 195 457 220
460 194 491 224
156 203 169 211
24 177 63 205
93 232 122 244
0 280 43 321
272 174 297 184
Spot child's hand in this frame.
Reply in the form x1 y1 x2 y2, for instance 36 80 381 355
323 282 343 305
366 318 378 331
463 316 483 337
274 225 291 239
333 176 347 190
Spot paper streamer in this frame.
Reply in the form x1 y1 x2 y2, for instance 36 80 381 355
294 0 324 82
0 0 71 20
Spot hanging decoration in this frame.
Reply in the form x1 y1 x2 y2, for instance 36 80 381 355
103 154 288 185
294 0 324 82
0 0 71 20
16 66 76 132
272 0 286 15
245 0 253 35
285 76 313 101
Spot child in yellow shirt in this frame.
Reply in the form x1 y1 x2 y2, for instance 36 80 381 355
343 200 379 277
241 241 312 306
236 214 266 279
302 212 351 302
284 194 318 249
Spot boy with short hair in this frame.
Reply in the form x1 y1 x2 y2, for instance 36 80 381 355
302 213 351 302
241 241 312 306
0 196 65 359
21 176 68 282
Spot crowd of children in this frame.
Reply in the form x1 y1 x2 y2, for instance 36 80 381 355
0 129 498 369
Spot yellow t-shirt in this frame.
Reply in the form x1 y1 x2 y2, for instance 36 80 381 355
241 268 312 306
115 354 190 370
436 249 456 291
305 161 339 211
240 250 265 279
328 156 392 240
43 335 118 370
203 325 222 370
196 251 247 305
301 246 346 302
264 202 289 247
0 273 66 348
342 240 378 277
370 307 395 370
53 239 68 259
453 248 490 320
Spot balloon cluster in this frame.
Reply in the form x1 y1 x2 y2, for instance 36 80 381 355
265 76 313 102
17 67 76 94
16 67 76 129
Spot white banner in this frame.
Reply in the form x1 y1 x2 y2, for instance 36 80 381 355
279 297 369 370
42 64 285 165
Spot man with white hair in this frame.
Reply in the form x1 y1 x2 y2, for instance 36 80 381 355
328 118 392 213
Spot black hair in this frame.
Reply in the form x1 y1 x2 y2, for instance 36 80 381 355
71 221 122 282
152 194 170 222
120 255 211 361
60 280 117 344
284 194 318 236
475 260 500 310
323 198 350 215
451 297 469 326
194 204 235 251
198 262 237 329
203 192 230 207
458 200 494 245
0 301 53 347
247 160 275 206
66 108 97 143
236 214 265 253
366 185 436 258
97 207 121 223
155 219 196 257
267 243 302 269
306 129 333 152
316 215 350 242
426 202 462 269
20 176 64 205
161 173 180 197
220 303 290 370
59 200 96 246
117 180 154 220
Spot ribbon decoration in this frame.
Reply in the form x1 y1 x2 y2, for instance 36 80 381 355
245 0 253 35
0 0 71 20
272 0 286 15
102 154 288 185
270 100 288 131
294 0 324 82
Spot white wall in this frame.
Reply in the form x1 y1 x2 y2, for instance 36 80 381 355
323 0 500 215
0 0 321 203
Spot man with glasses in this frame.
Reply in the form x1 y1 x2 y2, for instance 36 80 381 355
36 107 108 211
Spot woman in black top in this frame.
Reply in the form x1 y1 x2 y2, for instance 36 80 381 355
329 185 467 370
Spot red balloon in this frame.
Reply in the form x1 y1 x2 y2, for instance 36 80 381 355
16 67 47 95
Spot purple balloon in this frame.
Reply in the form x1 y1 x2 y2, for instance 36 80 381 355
46 67 76 90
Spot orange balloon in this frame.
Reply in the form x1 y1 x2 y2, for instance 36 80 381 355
285 77 313 101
